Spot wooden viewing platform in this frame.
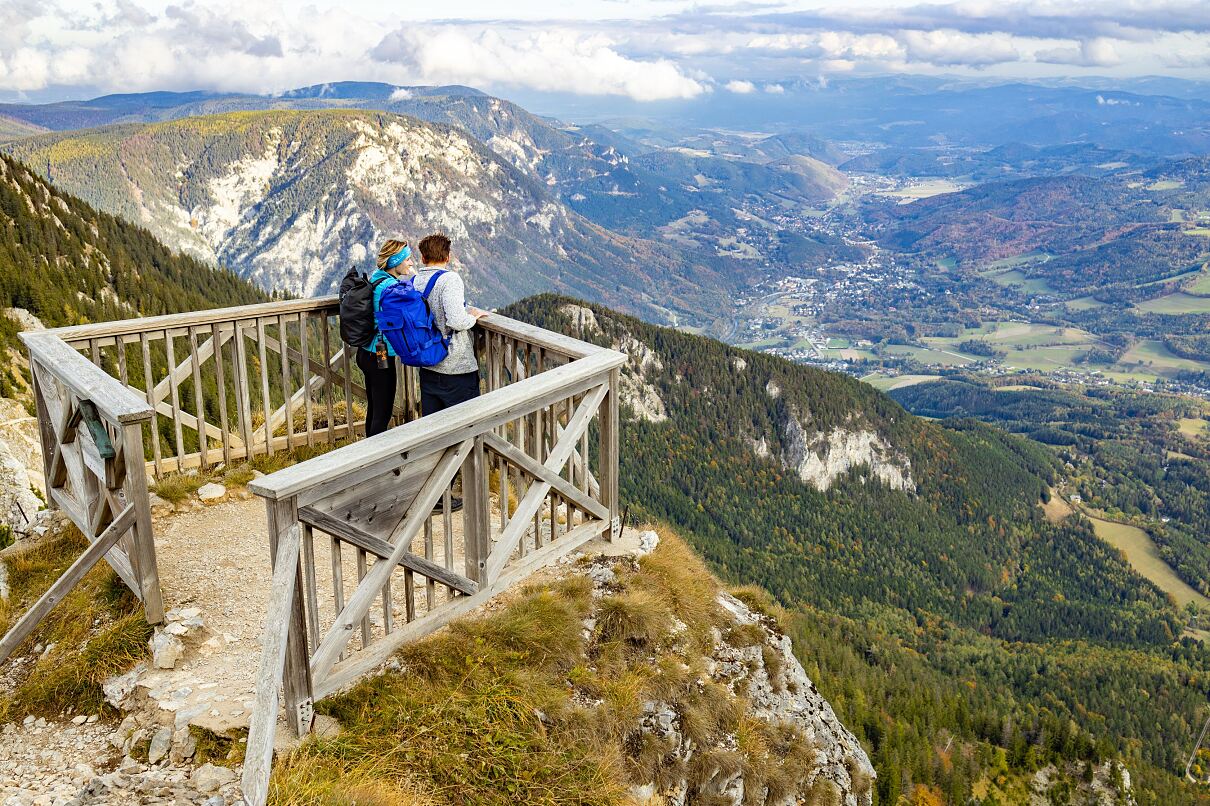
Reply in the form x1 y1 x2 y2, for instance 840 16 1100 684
1 296 626 806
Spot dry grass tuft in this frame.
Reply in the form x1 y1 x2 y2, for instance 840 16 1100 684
271 575 627 806
596 589 672 647
0 526 150 722
150 471 206 503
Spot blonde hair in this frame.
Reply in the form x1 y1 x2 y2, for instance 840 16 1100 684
376 239 409 270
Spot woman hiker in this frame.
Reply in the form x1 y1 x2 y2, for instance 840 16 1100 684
357 238 414 438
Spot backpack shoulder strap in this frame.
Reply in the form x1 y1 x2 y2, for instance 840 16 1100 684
371 276 389 289
421 270 447 300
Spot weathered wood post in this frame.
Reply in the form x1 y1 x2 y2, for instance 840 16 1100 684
599 368 620 540
122 421 164 624
265 496 314 736
463 437 491 583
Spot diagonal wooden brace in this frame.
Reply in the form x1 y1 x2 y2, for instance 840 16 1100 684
308 440 473 683
482 383 608 583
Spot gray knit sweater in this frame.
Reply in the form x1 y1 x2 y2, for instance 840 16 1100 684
413 266 479 375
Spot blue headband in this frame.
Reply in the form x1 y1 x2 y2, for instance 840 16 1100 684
386 246 411 269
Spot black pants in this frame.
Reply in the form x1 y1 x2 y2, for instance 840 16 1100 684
356 348 396 438
419 368 481 416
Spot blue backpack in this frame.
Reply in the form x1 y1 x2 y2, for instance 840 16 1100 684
377 271 450 367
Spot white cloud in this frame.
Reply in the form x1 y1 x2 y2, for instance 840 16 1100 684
388 87 413 101
374 27 708 101
764 83 785 93
1 0 1209 101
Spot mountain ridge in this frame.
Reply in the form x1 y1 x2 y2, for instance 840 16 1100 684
5 109 731 322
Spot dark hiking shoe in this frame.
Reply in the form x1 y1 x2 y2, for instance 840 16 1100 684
433 496 463 514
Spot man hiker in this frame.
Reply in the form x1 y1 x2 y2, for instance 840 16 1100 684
411 233 487 416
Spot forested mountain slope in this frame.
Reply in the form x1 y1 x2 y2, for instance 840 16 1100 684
5 110 727 322
505 295 1210 805
0 154 266 393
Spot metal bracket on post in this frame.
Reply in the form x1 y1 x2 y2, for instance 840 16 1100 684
610 515 621 541
295 698 314 735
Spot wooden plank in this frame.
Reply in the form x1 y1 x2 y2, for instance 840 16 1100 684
382 573 394 635
424 515 435 609
482 383 608 583
232 322 254 455
599 367 620 540
20 333 153 425
0 505 136 664
301 313 314 447
240 522 301 806
481 432 608 522
329 535 345 663
340 335 355 436
265 497 312 736
314 516 606 700
28 359 59 505
306 451 441 538
308 440 471 682
463 437 490 584
301 523 320 654
139 332 162 476
298 506 477 596
51 297 341 342
321 321 335 440
279 314 295 450
256 318 273 455
355 548 370 648
189 328 209 467
251 350 625 502
122 423 163 623
211 322 232 466
116 338 128 387
163 330 186 461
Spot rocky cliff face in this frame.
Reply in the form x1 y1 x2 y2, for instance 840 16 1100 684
778 414 915 493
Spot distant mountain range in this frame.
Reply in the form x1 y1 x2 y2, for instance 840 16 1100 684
6 109 737 320
0 82 860 320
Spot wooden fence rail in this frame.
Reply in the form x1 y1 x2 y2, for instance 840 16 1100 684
0 331 163 663
240 315 624 806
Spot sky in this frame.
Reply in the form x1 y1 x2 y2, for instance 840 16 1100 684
2 0 1209 103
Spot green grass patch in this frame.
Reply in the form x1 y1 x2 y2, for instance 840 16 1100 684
0 526 151 722
1086 515 1210 611
1134 292 1210 315
1187 271 1210 294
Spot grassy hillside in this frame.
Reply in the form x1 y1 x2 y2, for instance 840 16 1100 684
505 295 1210 805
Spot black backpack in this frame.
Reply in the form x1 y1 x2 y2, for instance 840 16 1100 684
338 268 389 348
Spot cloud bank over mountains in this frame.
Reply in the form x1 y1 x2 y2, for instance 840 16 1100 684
3 0 1209 102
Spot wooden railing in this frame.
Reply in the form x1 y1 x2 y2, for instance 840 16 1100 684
4 295 625 805
241 315 624 806
48 297 404 475
1 330 163 663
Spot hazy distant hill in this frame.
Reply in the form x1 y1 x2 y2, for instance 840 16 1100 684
6 109 729 320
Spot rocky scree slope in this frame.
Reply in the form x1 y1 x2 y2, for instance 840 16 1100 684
6 110 728 321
